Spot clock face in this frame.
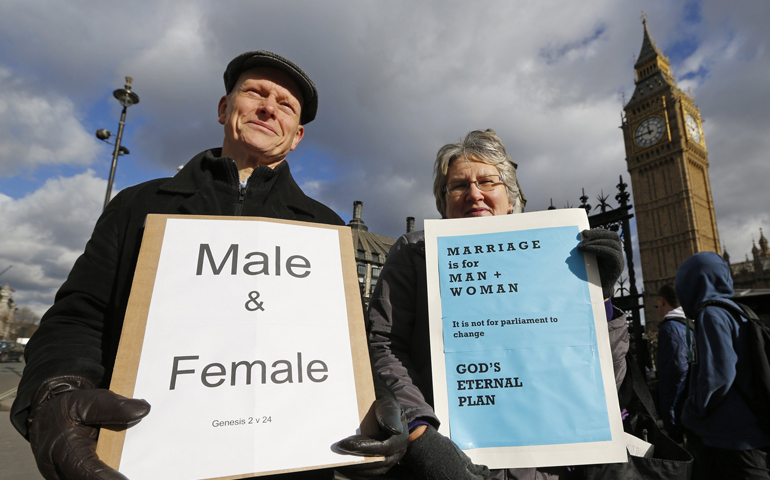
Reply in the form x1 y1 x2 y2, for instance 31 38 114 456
685 114 701 144
634 116 666 147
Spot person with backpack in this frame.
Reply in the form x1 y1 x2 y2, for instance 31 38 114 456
675 251 770 479
656 283 689 442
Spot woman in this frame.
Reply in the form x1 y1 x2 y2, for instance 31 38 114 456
368 129 629 480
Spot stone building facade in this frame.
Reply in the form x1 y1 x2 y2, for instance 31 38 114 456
0 284 17 340
347 201 414 303
726 228 770 290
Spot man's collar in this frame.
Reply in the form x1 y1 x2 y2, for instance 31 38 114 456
159 148 287 194
157 148 320 219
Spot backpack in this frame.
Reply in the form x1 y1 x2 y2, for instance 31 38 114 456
695 300 770 435
582 353 694 480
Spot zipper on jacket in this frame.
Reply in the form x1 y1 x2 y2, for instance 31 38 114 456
235 185 246 216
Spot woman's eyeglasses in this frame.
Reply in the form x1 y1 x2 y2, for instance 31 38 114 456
444 175 504 196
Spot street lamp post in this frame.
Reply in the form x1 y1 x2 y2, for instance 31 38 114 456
96 77 139 210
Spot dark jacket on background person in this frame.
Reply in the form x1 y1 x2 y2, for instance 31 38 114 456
676 252 770 450
368 230 630 429
656 306 689 436
11 148 344 437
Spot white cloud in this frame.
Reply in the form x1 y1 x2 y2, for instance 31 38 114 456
0 67 101 176
0 170 105 317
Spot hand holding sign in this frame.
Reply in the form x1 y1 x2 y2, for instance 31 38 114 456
577 229 624 299
29 377 150 480
337 387 409 479
402 426 490 480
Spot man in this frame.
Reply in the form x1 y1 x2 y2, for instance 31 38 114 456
676 252 770 479
11 51 406 480
655 283 688 441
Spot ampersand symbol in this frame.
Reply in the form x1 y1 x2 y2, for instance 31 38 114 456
245 291 265 312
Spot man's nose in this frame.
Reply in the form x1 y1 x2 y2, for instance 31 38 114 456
258 98 276 117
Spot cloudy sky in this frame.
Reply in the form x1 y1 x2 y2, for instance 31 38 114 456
0 1 768 318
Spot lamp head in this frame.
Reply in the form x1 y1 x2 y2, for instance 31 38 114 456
95 129 113 141
114 77 139 107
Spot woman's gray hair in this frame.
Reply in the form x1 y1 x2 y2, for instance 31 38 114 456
432 129 526 217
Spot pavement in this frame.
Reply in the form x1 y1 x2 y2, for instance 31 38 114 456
0 385 15 412
0 372 43 480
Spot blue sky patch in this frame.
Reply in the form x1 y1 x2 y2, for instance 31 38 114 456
539 25 607 65
682 1 702 25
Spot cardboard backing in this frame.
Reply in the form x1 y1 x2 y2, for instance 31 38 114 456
96 214 381 479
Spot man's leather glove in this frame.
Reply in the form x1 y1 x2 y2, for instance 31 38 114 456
578 228 624 299
336 382 409 479
401 425 490 480
27 375 151 480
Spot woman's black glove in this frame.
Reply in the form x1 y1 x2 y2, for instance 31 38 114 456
402 425 490 480
27 375 151 480
336 382 409 479
578 228 624 299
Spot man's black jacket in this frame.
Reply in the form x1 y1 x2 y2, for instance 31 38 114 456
12 149 344 436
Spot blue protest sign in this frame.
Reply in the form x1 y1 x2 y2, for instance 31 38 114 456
425 210 626 468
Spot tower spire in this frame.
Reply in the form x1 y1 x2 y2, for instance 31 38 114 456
635 15 665 69
630 15 675 89
759 227 769 257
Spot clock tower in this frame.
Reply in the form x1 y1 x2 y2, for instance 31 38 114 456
621 17 720 332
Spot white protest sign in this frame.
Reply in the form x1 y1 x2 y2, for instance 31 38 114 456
97 215 378 480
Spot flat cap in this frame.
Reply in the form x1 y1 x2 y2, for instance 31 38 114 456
224 50 318 125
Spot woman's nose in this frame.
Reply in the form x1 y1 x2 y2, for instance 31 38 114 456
467 182 485 200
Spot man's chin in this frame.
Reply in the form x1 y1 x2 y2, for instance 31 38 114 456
241 138 282 156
